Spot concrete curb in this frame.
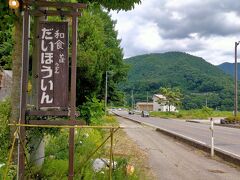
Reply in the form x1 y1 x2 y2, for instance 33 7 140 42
215 124 240 129
185 120 201 123
115 113 240 167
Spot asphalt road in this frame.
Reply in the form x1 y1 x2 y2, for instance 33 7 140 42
117 116 240 180
115 110 240 158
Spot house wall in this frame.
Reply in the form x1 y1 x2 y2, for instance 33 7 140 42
136 103 153 111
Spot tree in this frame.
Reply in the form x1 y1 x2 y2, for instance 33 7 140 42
76 5 128 106
159 87 182 111
78 0 141 11
0 24 13 69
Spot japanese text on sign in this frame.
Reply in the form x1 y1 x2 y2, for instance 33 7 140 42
38 22 69 108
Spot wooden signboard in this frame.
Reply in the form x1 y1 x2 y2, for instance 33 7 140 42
38 21 69 108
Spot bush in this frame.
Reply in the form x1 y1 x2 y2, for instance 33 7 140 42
80 96 104 125
176 113 183 118
40 128 104 178
201 106 213 116
0 163 17 180
40 159 68 179
225 116 240 123
38 118 140 179
0 99 11 162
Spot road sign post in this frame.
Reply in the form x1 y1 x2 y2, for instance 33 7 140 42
210 118 214 157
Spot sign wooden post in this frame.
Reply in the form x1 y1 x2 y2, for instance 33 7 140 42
18 5 30 179
69 9 78 179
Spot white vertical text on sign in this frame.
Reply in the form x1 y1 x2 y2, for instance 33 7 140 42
38 22 69 108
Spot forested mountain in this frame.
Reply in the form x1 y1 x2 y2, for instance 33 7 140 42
217 62 240 79
122 52 235 110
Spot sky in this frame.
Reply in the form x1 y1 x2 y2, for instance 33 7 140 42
110 0 240 65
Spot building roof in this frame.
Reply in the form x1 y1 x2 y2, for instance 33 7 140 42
153 94 166 100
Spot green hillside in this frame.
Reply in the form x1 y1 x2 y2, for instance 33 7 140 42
122 52 235 110
217 62 240 79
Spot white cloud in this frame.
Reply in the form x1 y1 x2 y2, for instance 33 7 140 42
170 11 185 21
134 22 163 51
189 36 237 65
111 0 240 65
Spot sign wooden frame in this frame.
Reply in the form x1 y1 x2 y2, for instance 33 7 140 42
18 1 86 179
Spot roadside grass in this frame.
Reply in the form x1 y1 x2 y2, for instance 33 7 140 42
150 109 232 120
31 115 152 179
225 115 240 123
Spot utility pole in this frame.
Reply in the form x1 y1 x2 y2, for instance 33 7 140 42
147 91 149 111
131 90 134 110
205 93 208 107
105 71 108 115
105 71 113 115
234 41 240 118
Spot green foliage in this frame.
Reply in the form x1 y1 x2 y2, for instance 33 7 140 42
0 0 18 70
0 99 11 162
201 106 213 116
0 0 18 27
78 0 141 11
77 5 128 106
150 109 232 120
0 163 17 180
0 99 15 179
0 27 13 69
39 119 140 179
43 128 105 178
40 159 68 179
26 123 60 156
122 52 235 110
225 115 240 123
80 96 105 125
44 132 69 160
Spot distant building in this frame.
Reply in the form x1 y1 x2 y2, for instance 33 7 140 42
136 102 153 111
0 69 12 101
152 94 177 112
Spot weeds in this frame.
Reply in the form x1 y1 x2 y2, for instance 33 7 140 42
36 116 141 179
150 107 232 119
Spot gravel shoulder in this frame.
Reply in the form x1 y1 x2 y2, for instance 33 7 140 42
112 120 156 179
117 116 240 180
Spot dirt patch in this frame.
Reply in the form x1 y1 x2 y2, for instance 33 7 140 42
112 128 156 179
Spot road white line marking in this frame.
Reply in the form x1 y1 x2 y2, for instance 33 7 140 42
214 147 240 158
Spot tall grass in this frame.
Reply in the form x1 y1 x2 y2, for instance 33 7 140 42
150 109 232 119
36 115 140 179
